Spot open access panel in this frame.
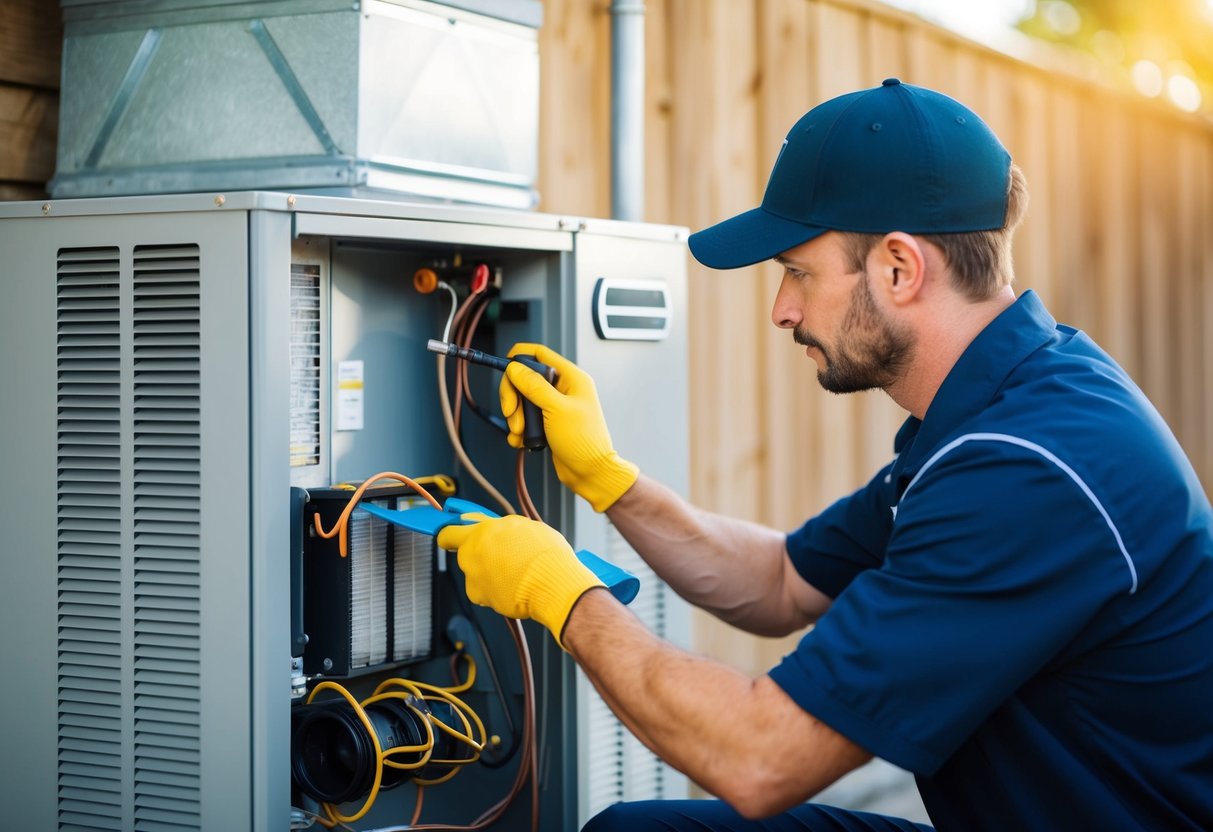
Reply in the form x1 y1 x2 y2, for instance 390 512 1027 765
0 192 690 830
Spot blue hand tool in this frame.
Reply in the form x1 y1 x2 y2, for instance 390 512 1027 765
357 498 641 605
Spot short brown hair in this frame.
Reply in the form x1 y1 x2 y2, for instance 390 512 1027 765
838 163 1029 301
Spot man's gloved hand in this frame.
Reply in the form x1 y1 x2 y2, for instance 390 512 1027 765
499 343 639 512
436 514 604 649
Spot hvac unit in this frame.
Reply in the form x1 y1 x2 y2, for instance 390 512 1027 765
0 192 691 830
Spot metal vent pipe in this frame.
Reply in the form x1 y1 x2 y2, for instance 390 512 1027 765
610 0 645 222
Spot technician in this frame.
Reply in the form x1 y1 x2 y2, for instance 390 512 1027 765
437 80 1213 830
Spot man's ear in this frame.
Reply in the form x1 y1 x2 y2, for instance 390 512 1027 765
870 232 926 307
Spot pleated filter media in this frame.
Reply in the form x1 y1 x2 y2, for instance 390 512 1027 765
303 489 434 677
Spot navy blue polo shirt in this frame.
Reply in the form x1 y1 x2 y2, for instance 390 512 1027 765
771 291 1213 830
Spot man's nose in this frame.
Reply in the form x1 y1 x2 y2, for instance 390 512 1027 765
771 277 801 329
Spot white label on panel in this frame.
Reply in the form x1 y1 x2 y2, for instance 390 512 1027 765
336 360 365 431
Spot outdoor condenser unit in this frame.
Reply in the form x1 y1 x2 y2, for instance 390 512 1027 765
0 192 691 830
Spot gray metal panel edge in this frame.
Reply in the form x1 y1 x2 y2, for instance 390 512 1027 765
6 192 576 233
292 211 574 252
0 194 685 246
246 206 296 832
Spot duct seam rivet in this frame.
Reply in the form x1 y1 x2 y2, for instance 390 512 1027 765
214 195 226 208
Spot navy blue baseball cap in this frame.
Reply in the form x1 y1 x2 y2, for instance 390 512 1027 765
687 79 1013 270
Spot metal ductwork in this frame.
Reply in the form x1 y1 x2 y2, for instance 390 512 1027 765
51 0 543 209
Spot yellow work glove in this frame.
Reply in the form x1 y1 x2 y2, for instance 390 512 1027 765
499 343 639 512
436 514 603 649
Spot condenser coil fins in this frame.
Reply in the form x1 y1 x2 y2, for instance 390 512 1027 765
302 486 434 677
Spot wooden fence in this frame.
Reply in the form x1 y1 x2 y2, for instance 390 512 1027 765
4 0 1213 674
0 0 60 201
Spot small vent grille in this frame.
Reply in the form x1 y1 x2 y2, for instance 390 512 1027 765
586 693 625 809
583 522 669 817
57 246 124 832
290 263 321 468
131 244 202 831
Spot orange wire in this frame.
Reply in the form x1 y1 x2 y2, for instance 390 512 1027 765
311 472 442 557
411 785 425 826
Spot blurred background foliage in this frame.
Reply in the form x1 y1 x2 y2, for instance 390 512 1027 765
1016 0 1213 112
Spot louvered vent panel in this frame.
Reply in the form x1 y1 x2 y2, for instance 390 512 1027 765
608 524 666 801
56 246 125 832
586 693 625 812
131 244 202 832
289 264 321 468
582 522 670 817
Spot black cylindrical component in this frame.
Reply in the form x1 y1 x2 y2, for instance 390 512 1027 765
413 699 479 782
291 698 428 805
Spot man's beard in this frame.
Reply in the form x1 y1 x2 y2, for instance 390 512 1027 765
793 273 913 394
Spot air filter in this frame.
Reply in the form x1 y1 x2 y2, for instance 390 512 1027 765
302 486 435 678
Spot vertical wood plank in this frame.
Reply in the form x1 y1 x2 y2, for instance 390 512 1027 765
811 1 865 100
1090 98 1139 378
667 0 763 520
537 0 610 216
974 59 1013 154
1174 128 1203 469
1137 118 1177 427
0 86 58 185
864 15 908 86
0 0 63 89
903 27 958 95
1046 87 1084 327
1011 74 1054 306
1201 136 1213 492
644 0 674 225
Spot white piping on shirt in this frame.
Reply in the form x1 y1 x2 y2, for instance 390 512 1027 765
897 432 1139 595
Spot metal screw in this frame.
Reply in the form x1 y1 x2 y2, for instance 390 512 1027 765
41 203 50 215
557 219 567 229
214 194 226 207
322 658 333 671
287 195 297 208
578 220 587 231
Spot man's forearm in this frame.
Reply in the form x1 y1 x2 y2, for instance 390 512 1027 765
564 588 870 818
605 474 829 634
